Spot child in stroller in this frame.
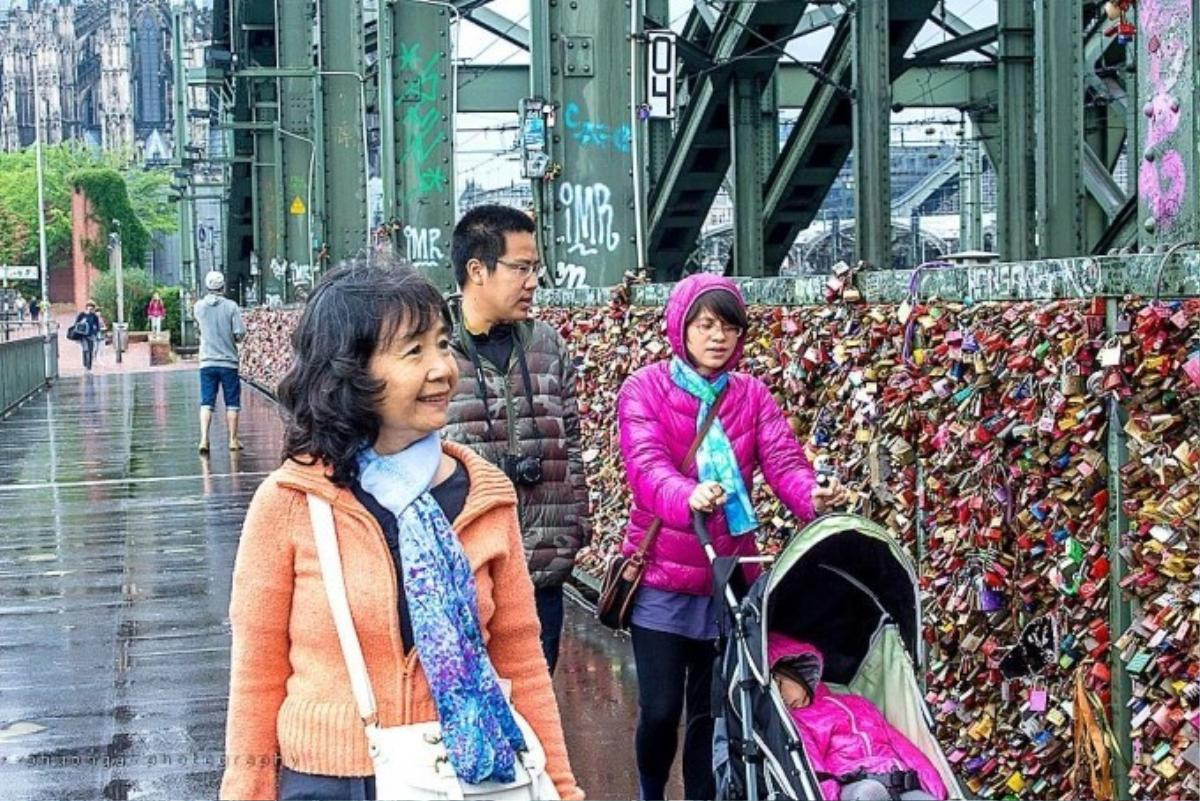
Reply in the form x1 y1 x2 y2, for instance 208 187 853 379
769 633 947 801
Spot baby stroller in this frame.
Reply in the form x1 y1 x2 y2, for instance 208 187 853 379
696 511 965 801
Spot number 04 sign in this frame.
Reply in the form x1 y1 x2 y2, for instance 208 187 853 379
645 30 677 119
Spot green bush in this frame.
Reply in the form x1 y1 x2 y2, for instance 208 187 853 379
91 269 183 345
157 286 183 347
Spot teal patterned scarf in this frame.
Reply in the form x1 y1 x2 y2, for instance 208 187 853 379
669 356 758 535
357 435 526 783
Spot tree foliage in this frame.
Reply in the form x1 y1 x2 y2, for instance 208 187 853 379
91 267 184 345
0 142 177 274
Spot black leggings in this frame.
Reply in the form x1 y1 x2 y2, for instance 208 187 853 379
631 624 717 801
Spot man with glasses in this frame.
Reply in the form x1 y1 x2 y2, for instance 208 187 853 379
444 204 591 674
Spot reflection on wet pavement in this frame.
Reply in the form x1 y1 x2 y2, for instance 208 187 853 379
0 371 669 800
0 371 282 800
555 596 686 800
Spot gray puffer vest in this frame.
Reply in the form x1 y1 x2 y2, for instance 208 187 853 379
443 307 591 588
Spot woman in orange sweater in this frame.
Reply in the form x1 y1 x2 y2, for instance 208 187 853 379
220 260 582 801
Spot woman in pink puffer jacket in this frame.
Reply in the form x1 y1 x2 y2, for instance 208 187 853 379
769 633 948 801
617 273 848 800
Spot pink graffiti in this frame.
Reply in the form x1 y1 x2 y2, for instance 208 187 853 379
1137 0 1191 229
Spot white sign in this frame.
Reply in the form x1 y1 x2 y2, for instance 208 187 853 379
0 265 37 280
646 30 677 119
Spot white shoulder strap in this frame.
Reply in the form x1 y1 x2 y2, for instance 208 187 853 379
306 494 380 726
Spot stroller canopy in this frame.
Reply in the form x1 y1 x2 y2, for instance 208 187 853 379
757 513 920 686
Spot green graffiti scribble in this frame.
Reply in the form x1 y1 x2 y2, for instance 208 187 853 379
396 41 421 72
395 41 449 194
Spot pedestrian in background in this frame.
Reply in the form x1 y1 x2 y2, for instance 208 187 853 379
14 291 27 322
28 296 41 323
147 291 166 334
194 270 246 454
444 204 591 675
70 299 102 371
220 260 580 801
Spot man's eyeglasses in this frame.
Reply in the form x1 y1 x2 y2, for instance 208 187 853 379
495 258 544 278
694 318 743 338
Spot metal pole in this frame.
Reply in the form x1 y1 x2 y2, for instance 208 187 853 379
111 230 124 364
1104 298 1132 800
33 54 50 331
378 0 397 226
172 2 196 338
32 49 55 381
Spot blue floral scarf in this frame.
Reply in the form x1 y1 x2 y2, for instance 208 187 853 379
669 356 759 535
357 435 526 783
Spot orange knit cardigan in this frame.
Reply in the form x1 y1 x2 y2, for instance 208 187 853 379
219 441 582 800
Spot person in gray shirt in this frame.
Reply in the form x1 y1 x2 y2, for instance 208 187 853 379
194 270 246 454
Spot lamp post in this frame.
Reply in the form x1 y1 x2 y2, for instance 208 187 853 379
108 223 127 364
32 46 56 379
171 0 197 345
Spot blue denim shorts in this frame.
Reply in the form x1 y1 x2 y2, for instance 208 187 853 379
199 366 241 410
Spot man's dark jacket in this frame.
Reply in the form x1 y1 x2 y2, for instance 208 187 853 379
443 301 591 588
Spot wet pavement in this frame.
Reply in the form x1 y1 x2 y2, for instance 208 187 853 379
0 369 669 800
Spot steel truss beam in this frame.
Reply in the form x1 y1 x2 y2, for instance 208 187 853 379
906 25 998 69
454 63 995 114
760 0 939 273
464 7 529 51
646 1 812 280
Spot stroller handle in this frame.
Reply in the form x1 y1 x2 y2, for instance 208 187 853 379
692 510 715 551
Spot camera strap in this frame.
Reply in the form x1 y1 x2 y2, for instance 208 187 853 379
462 324 536 451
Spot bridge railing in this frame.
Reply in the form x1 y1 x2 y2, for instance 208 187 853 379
0 323 58 418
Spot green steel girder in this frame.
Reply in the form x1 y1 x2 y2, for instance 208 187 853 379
905 25 998 70
319 0 368 271
730 74 769 276
852 0 892 270
277 0 318 302
531 0 638 290
996 0 1035 261
761 0 939 273
464 7 529 50
1033 0 1086 257
454 63 997 114
647 1 811 280
384 0 457 292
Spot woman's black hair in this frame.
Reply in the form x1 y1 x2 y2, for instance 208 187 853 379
685 288 749 332
277 257 452 487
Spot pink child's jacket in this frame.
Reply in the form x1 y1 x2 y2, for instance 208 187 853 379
618 274 816 597
147 298 166 319
768 633 948 801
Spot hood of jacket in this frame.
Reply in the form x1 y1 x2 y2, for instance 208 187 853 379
203 292 225 307
767 632 825 691
664 274 747 373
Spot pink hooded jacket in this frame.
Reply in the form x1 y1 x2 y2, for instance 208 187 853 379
618 274 816 596
767 633 948 801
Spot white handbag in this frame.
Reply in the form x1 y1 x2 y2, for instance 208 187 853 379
306 495 561 801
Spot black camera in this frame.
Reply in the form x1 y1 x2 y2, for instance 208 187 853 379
499 453 543 487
